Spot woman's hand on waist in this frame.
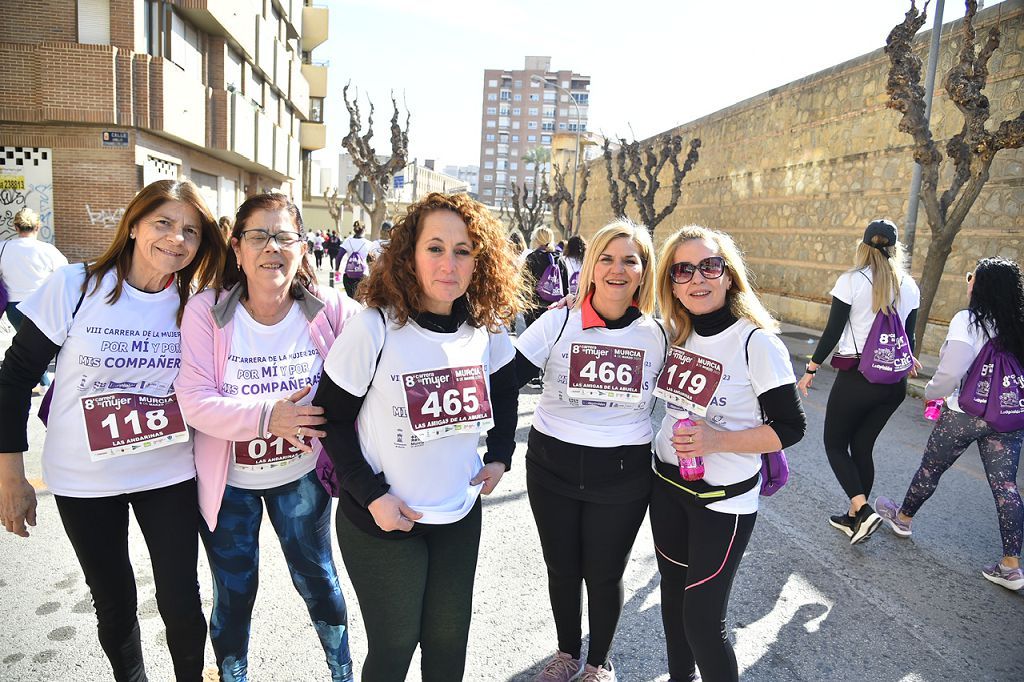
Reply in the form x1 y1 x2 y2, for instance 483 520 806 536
367 492 423 532
470 461 507 495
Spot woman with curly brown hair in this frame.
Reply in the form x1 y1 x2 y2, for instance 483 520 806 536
313 192 529 682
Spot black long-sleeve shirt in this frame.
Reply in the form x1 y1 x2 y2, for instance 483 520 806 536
0 319 59 452
810 296 918 365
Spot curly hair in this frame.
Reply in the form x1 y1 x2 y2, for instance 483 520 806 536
969 257 1024 362
360 192 530 330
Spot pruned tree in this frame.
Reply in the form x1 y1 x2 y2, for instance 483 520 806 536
324 186 351 233
341 83 410 239
546 162 592 238
603 134 701 238
510 175 549 243
573 162 591 237
498 198 517 234
886 0 1024 344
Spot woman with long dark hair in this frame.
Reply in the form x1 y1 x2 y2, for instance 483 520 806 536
875 257 1024 591
798 219 920 545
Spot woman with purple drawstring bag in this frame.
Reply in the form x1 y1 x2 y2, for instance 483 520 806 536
874 257 1024 592
798 219 922 546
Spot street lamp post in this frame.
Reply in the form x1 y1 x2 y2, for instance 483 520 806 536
532 74 582 235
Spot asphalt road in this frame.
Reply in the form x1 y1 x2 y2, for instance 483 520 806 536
1 303 1022 681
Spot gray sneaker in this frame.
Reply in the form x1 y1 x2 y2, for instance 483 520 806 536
875 496 912 537
578 661 616 682
533 651 581 682
982 562 1024 591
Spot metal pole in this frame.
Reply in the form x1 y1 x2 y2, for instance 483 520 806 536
904 0 944 268
533 76 582 235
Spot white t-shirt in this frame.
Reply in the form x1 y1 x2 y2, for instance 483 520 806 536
942 309 996 412
830 267 920 356
313 235 324 250
323 307 515 524
0 238 69 301
515 307 667 447
341 237 371 275
654 320 796 514
562 257 583 295
223 302 323 488
18 264 195 497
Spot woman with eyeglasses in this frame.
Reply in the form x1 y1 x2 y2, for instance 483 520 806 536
0 179 225 681
515 221 666 682
176 193 361 681
798 219 921 545
874 258 1024 592
651 226 805 682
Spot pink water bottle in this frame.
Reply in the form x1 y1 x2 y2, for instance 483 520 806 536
674 418 705 481
924 399 943 421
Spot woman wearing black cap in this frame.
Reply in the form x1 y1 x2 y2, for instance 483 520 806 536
798 219 921 545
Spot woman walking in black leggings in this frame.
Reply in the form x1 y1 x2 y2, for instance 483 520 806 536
515 220 666 682
799 219 921 544
651 226 805 682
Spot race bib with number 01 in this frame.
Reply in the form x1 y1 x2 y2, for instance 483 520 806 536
567 343 645 404
233 436 308 471
653 347 723 416
80 392 189 461
402 365 493 441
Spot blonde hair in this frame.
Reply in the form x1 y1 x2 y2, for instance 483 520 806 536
851 238 906 314
530 226 554 250
13 208 40 232
655 225 778 346
573 219 656 316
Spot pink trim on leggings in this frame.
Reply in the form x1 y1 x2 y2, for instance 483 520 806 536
684 514 739 591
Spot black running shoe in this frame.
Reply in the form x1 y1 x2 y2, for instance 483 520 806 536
829 512 856 538
850 503 882 545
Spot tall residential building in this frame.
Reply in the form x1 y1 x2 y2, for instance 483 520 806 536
477 56 590 206
0 0 329 260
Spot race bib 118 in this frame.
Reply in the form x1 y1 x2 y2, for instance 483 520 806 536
402 365 493 441
80 392 189 461
567 343 645 404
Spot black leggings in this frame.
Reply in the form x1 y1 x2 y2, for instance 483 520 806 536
54 479 206 682
335 500 481 682
314 249 324 268
526 477 649 667
649 476 756 682
823 369 906 500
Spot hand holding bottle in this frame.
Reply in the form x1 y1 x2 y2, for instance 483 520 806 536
673 418 705 481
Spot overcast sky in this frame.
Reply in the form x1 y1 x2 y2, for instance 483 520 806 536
311 0 1000 177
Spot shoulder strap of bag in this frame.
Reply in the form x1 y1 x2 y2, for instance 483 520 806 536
745 327 767 424
541 307 572 375
367 308 387 386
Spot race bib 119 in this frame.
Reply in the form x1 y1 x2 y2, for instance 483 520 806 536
80 392 189 461
653 347 724 416
402 365 493 441
567 343 645 404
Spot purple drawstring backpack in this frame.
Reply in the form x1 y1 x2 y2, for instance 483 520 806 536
535 252 565 303
744 330 790 496
830 272 913 384
958 338 1024 433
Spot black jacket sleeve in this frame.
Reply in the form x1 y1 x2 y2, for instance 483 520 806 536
483 359 518 470
757 384 806 449
810 297 852 365
312 373 389 508
0 320 60 452
514 349 542 387
905 308 919 353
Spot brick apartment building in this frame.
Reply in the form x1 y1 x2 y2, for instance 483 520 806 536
477 56 590 207
0 0 329 261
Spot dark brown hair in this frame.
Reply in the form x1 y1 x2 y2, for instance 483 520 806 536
222 192 317 300
85 179 226 325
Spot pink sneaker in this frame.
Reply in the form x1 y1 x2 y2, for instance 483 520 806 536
578 661 616 682
533 650 581 681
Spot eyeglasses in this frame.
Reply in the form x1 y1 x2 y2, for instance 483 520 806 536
669 256 726 284
239 229 303 248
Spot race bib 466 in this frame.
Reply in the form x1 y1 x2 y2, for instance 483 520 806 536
567 343 645 404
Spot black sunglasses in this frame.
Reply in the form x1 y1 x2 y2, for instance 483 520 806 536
669 256 726 284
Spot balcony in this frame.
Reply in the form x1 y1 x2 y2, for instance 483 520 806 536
255 109 274 169
274 39 289 88
274 125 289 175
157 59 207 148
301 63 327 98
289 134 300 178
301 5 329 51
255 16 274 77
229 91 256 159
300 121 326 151
289 58 309 118
176 0 256 59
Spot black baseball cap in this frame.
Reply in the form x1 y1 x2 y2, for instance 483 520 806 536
863 219 898 247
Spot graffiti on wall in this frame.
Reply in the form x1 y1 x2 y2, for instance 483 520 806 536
85 205 125 227
0 147 54 243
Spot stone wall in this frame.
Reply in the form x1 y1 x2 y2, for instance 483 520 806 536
576 1 1024 351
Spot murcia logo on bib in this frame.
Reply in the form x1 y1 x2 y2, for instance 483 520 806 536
653 347 724 416
402 364 494 441
80 392 189 461
567 343 645 404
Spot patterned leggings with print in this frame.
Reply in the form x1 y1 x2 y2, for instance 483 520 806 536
900 408 1024 557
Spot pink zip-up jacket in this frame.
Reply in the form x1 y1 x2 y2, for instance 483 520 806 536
175 283 361 530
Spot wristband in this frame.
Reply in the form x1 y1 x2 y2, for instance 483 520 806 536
805 365 817 375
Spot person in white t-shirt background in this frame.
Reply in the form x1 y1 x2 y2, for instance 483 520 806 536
313 192 529 681
176 193 360 681
650 225 805 682
312 230 325 270
799 219 921 546
338 221 372 298
874 257 1024 591
514 221 665 682
0 179 227 680
0 208 68 389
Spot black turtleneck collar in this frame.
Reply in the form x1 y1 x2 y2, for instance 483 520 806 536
413 296 471 333
691 306 738 337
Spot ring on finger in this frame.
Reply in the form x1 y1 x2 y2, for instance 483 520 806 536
296 426 302 439
688 436 694 444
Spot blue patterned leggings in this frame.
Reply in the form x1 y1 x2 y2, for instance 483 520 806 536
900 408 1024 557
201 470 352 681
